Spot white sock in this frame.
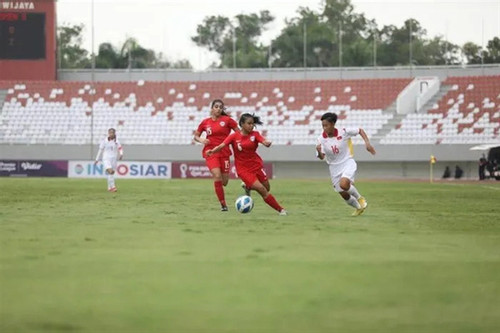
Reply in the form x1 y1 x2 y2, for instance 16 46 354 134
345 196 361 209
348 185 361 199
107 174 115 189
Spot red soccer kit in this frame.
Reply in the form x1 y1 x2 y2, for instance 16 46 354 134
196 115 238 172
223 130 268 187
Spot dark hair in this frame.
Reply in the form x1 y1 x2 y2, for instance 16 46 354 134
239 113 263 127
211 99 228 116
108 128 116 133
320 112 337 124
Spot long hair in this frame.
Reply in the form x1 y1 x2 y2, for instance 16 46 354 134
211 99 228 116
320 112 338 124
239 113 263 127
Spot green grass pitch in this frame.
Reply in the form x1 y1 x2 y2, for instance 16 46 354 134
1 178 499 332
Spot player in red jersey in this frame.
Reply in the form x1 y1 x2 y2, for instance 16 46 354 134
194 99 239 211
207 113 287 216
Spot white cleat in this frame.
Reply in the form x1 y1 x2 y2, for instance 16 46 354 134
279 209 288 216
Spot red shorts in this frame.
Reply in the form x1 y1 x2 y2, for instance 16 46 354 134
206 155 231 173
238 167 268 188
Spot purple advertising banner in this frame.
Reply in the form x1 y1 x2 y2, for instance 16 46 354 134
172 162 273 179
0 160 68 177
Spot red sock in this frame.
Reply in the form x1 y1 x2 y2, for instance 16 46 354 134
214 181 226 206
264 194 283 212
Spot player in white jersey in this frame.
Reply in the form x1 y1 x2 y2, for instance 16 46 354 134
316 112 376 216
94 128 123 192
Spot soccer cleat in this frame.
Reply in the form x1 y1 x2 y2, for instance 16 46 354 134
278 209 288 216
241 182 251 196
358 197 368 209
108 187 117 192
352 207 366 216
221 205 228 212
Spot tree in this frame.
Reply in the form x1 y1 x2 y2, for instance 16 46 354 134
57 23 90 68
423 36 461 65
462 42 482 64
272 7 334 67
192 11 274 68
155 53 192 69
484 37 500 64
94 38 192 69
95 43 120 68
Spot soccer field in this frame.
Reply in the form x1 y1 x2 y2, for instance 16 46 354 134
1 178 499 332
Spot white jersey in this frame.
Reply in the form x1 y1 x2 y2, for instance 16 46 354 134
95 137 123 161
317 127 359 165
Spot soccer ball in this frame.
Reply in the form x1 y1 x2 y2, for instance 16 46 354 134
235 195 254 214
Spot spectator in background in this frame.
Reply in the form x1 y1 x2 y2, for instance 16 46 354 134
455 165 464 179
442 166 451 179
479 155 488 180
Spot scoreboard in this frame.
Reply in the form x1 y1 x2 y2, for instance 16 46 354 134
0 0 55 80
0 11 46 59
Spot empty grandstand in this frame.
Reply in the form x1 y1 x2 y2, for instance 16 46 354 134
1 75 498 147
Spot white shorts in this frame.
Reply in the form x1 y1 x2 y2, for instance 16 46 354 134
103 158 117 171
328 159 357 192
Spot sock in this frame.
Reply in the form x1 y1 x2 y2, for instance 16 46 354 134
347 185 361 199
214 181 226 206
107 174 115 189
264 194 284 212
345 195 361 209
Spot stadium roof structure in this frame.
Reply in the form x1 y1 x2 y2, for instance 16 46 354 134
469 144 500 151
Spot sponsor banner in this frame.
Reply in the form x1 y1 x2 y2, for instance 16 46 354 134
0 160 68 177
68 161 172 179
172 162 273 179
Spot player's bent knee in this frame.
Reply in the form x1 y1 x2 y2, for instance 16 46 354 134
339 180 350 191
339 191 350 200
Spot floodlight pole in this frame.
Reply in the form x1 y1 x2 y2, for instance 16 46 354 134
232 28 236 69
339 21 343 79
481 19 485 75
409 19 413 77
90 0 95 159
303 22 307 69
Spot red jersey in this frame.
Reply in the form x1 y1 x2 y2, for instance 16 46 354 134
223 131 265 172
196 115 238 158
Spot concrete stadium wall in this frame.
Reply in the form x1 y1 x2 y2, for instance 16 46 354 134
0 144 484 179
58 65 500 82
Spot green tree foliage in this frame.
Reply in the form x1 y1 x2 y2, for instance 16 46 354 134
462 42 482 64
194 0 495 68
57 24 90 69
484 37 500 64
58 24 192 69
191 10 274 68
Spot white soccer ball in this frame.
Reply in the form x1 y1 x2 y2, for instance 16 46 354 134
235 195 254 214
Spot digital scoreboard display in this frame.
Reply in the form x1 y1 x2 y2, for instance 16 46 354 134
0 12 46 59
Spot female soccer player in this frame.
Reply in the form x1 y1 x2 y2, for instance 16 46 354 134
94 128 123 192
207 113 287 216
194 99 239 211
316 112 376 216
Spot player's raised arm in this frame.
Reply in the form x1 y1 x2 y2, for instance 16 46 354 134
316 144 325 160
359 128 376 155
193 130 210 145
206 143 226 156
259 136 272 148
255 132 271 147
